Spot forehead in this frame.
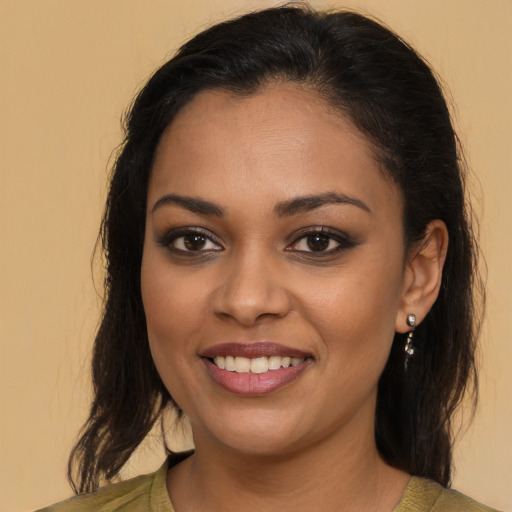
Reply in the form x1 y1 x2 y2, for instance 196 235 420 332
148 84 400 215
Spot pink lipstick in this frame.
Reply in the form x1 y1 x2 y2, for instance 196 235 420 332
201 342 313 396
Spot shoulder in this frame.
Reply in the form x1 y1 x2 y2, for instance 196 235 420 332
35 460 172 512
395 476 502 512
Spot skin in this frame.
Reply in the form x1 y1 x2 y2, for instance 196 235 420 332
141 84 448 511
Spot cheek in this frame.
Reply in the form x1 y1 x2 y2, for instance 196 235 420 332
141 251 198 376
142 247 206 337
299 253 404 358
141 258 207 410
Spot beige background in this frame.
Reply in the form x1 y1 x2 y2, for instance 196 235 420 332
1 1 510 511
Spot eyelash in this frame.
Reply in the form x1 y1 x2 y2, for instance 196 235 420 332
157 227 223 254
286 226 355 257
157 226 355 257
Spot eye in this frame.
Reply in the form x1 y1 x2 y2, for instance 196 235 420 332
173 233 219 252
287 227 353 255
295 232 336 252
158 228 223 254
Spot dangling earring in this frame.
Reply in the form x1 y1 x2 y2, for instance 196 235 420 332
404 313 416 369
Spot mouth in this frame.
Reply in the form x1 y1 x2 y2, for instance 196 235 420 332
210 355 305 374
201 343 313 396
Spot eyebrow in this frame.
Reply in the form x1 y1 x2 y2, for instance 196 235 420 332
151 194 225 216
274 192 371 217
151 191 370 218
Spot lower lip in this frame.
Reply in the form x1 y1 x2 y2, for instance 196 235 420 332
203 358 312 396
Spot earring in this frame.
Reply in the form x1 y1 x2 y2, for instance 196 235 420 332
404 313 416 369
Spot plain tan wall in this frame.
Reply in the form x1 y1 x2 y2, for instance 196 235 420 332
1 1 510 510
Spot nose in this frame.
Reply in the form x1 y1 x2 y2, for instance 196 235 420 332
212 251 292 326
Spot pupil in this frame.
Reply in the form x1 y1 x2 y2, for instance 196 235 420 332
307 233 329 251
184 234 206 250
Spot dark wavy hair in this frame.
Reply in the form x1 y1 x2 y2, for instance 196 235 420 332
68 4 482 493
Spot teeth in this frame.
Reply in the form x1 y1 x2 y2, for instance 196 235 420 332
213 355 305 374
268 356 281 370
235 356 251 373
251 357 268 374
225 356 236 371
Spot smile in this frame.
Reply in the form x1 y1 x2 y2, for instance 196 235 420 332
201 343 313 396
212 355 305 374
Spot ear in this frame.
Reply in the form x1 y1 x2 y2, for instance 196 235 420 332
395 220 449 333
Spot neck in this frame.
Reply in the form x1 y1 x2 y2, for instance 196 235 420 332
167 414 409 512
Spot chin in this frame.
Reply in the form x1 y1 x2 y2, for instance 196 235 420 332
192 413 309 457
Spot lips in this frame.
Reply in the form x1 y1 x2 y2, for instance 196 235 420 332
201 342 313 396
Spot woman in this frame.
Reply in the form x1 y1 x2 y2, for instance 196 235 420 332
38 5 498 511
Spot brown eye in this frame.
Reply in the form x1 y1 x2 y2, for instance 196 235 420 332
184 234 207 251
160 229 223 253
306 233 330 252
287 227 354 256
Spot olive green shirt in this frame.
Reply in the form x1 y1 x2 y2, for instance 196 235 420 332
37 455 501 512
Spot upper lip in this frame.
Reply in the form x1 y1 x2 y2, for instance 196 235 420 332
201 342 311 359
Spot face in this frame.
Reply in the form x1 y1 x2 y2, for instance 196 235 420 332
141 85 407 457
